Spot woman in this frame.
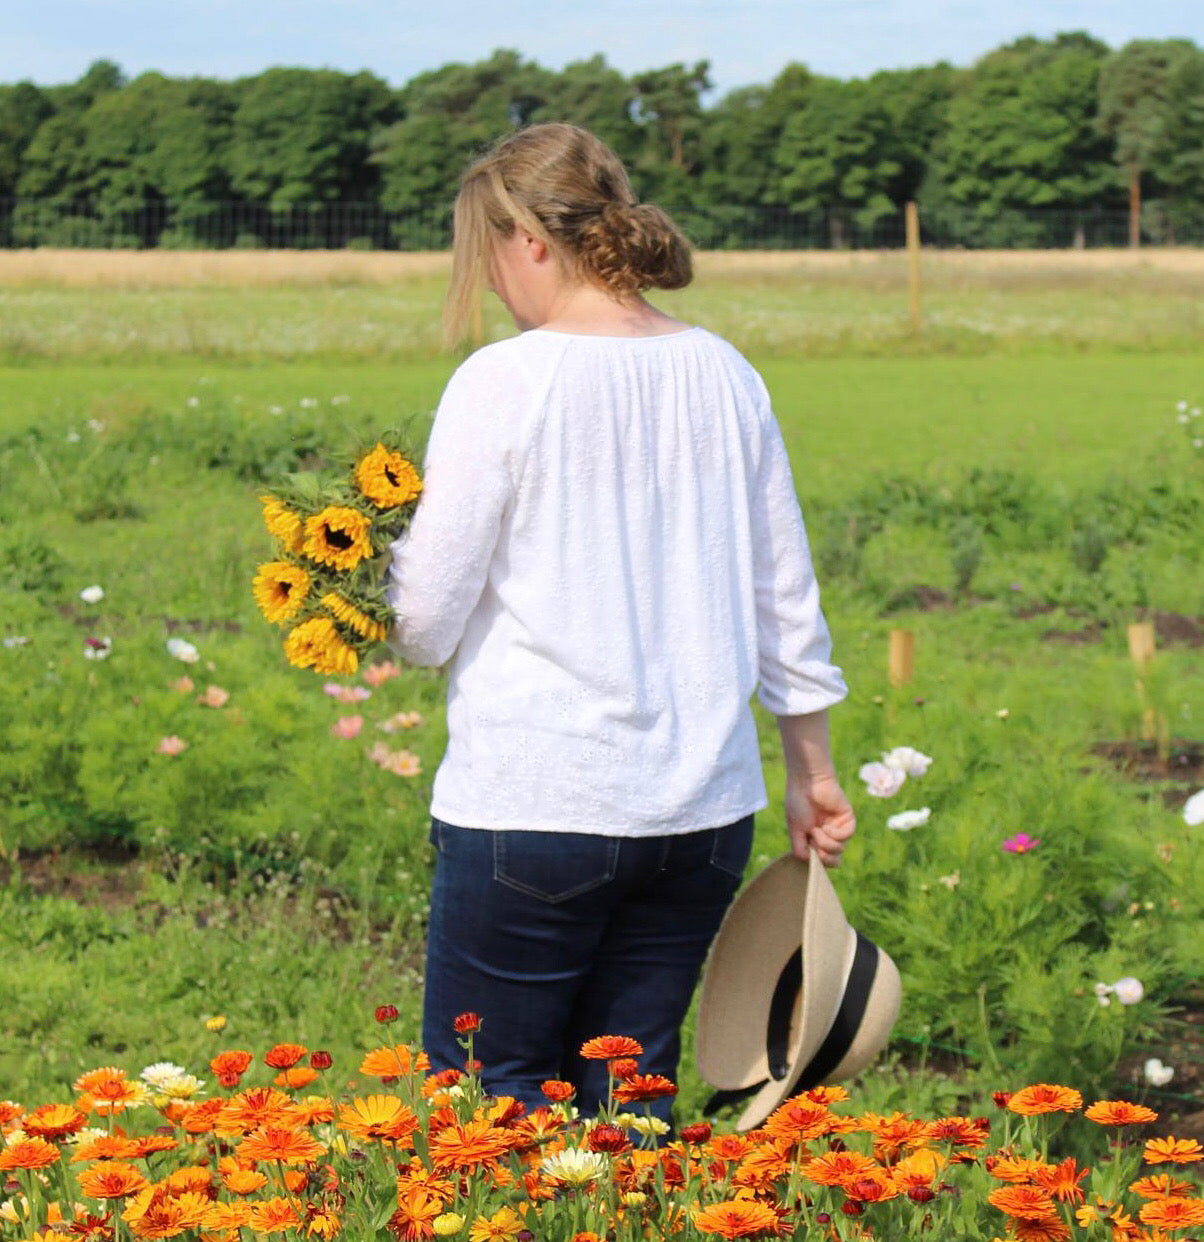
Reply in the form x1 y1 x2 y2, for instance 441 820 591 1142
387 123 854 1123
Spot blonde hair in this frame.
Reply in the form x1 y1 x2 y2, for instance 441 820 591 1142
444 123 693 346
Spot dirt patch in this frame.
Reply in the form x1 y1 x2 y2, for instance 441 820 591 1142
1042 620 1107 645
1091 738 1204 787
1 846 145 912
1040 611 1204 649
882 584 955 614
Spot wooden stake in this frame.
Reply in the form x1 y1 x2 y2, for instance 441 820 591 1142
1127 621 1157 741
889 628 916 688
905 201 922 333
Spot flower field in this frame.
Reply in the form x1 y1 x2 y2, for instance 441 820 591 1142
1 254 1202 1214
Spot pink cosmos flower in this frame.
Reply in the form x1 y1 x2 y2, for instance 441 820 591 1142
362 661 401 687
156 736 189 756
1002 832 1040 853
197 685 230 708
367 741 422 776
377 711 424 733
170 676 195 693
858 761 906 798
323 682 371 704
331 715 364 739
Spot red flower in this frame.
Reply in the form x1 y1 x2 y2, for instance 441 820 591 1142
680 1123 712 1144
309 1051 333 1070
263 1043 307 1070
375 1005 399 1023
586 1124 631 1154
453 1013 482 1034
541 1080 575 1103
613 1074 678 1104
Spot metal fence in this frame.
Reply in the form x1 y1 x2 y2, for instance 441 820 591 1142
1 197 1200 250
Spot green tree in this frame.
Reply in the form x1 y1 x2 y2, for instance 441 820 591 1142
1098 39 1198 245
921 33 1115 246
528 55 640 168
1153 46 1204 237
0 81 53 197
629 61 712 203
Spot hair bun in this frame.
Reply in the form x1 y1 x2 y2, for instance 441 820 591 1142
580 200 693 296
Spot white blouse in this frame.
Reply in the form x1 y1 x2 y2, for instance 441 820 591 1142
387 326 847 836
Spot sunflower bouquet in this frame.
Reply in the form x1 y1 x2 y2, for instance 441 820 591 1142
252 435 422 675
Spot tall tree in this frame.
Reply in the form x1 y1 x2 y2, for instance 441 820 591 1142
1098 39 1198 245
0 82 53 197
527 55 640 169
629 61 712 203
1153 47 1204 234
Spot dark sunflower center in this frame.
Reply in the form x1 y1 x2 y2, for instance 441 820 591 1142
384 464 398 487
323 526 354 550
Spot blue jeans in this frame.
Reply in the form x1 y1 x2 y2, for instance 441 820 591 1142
422 815 754 1125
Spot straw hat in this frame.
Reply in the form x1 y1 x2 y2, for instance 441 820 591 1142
695 851 902 1132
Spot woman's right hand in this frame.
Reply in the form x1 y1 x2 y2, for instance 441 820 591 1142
785 772 856 868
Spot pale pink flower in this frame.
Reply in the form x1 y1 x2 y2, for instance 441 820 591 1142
331 715 364 739
378 711 424 733
361 661 401 687
197 685 230 708
368 742 421 776
171 676 195 693
156 736 189 756
858 761 906 798
323 682 371 704
882 746 933 777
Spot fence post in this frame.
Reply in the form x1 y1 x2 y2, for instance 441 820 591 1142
1126 620 1158 743
888 628 916 688
905 201 922 332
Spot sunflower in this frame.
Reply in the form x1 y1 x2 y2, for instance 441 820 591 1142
1005 1085 1083 1117
260 495 305 554
337 1095 420 1144
253 562 312 625
692 1198 788 1238
284 617 359 676
236 1125 324 1165
1085 1100 1159 1127
578 1036 644 1061
0 1138 62 1170
356 444 423 510
76 1161 150 1200
321 592 390 642
302 506 374 572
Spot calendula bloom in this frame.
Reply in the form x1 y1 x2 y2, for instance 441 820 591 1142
138 1063 188 1090
1086 1100 1159 1127
433 1213 465 1237
209 1049 253 1081
453 1012 482 1034
133 1135 179 1158
1139 1199 1204 1230
629 1115 670 1138
285 617 359 675
467 1206 525 1242
804 1150 880 1186
221 1166 268 1195
1011 1218 1072 1242
246 1196 301 1234
540 1080 575 1103
264 1043 308 1070
303 506 374 572
988 1185 1060 1220
360 1044 426 1078
429 1119 514 1173
891 1148 947 1191
693 1198 788 1238
1006 1085 1083 1116
202 1203 254 1232
21 1103 88 1140
356 443 423 509
923 1116 989 1148
541 1147 608 1185
614 1073 677 1104
260 496 305 554
321 592 390 642
76 1162 150 1199
0 1100 24 1126
236 1125 324 1165
71 1132 142 1162
1144 1137 1203 1164
338 1096 419 1144
1130 1173 1197 1199
989 1154 1050 1183
1034 1157 1090 1204
215 1087 298 1136
387 1185 444 1241
579 1035 643 1060
274 1066 319 1090
0 1138 61 1170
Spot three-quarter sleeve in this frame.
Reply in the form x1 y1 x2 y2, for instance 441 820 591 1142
386 360 521 667
750 413 848 716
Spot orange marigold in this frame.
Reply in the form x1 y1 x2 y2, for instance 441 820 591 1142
76 1161 150 1199
578 1035 644 1061
215 1087 299 1136
1012 1218 1072 1242
22 1103 89 1140
692 1198 789 1238
273 1066 319 1090
338 1096 420 1145
221 1166 268 1196
1033 1156 1089 1204
1006 1085 1083 1116
1144 1137 1203 1165
246 1196 300 1235
613 1073 678 1104
1138 1199 1204 1230
988 1185 1060 1220
236 1125 324 1165
803 1150 880 1187
1085 1100 1159 1127
387 1185 443 1241
72 1132 143 1162
0 1137 61 1170
428 1118 514 1174
540 1080 575 1103
263 1043 308 1070
922 1116 990 1148
360 1044 426 1078
74 1067 128 1094
760 1097 834 1145
209 1051 253 1079
202 1203 253 1232
132 1136 179 1158
1130 1173 1197 1199
0 1100 24 1126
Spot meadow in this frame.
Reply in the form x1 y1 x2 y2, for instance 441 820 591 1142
0 248 1202 1155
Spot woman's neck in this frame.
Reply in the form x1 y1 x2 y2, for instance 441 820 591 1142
537 283 689 338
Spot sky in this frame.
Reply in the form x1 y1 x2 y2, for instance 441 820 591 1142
4 0 1202 97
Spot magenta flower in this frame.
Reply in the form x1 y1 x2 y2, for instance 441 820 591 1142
1002 832 1041 854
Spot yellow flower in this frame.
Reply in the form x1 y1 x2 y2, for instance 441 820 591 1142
320 592 389 643
253 561 312 625
284 618 359 676
260 495 305 554
356 443 423 510
302 506 374 572
204 1015 227 1032
468 1206 525 1242
434 1213 466 1237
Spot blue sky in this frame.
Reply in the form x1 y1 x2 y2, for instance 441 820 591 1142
5 0 1202 96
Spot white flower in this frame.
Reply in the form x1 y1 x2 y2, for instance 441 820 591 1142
3 636 30 649
882 746 933 777
186 396 200 408
330 395 350 405
140 1061 189 1088
859 762 906 798
937 870 960 890
166 637 200 664
1093 982 1113 1006
629 1115 670 1137
996 708 1010 719
1112 976 1144 1005
158 1074 205 1100
269 404 284 415
66 429 81 443
79 584 105 605
887 807 931 831
299 397 319 409
1144 1057 1174 1087
1184 790 1204 827
1179 413 1191 425
1176 400 1189 411
87 418 105 434
83 636 113 660
541 1147 608 1184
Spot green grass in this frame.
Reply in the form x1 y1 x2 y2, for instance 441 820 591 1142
0 274 1201 1126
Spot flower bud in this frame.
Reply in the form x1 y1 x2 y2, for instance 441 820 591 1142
375 1005 399 1023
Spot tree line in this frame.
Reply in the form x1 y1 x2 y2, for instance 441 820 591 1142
1 33 1202 250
